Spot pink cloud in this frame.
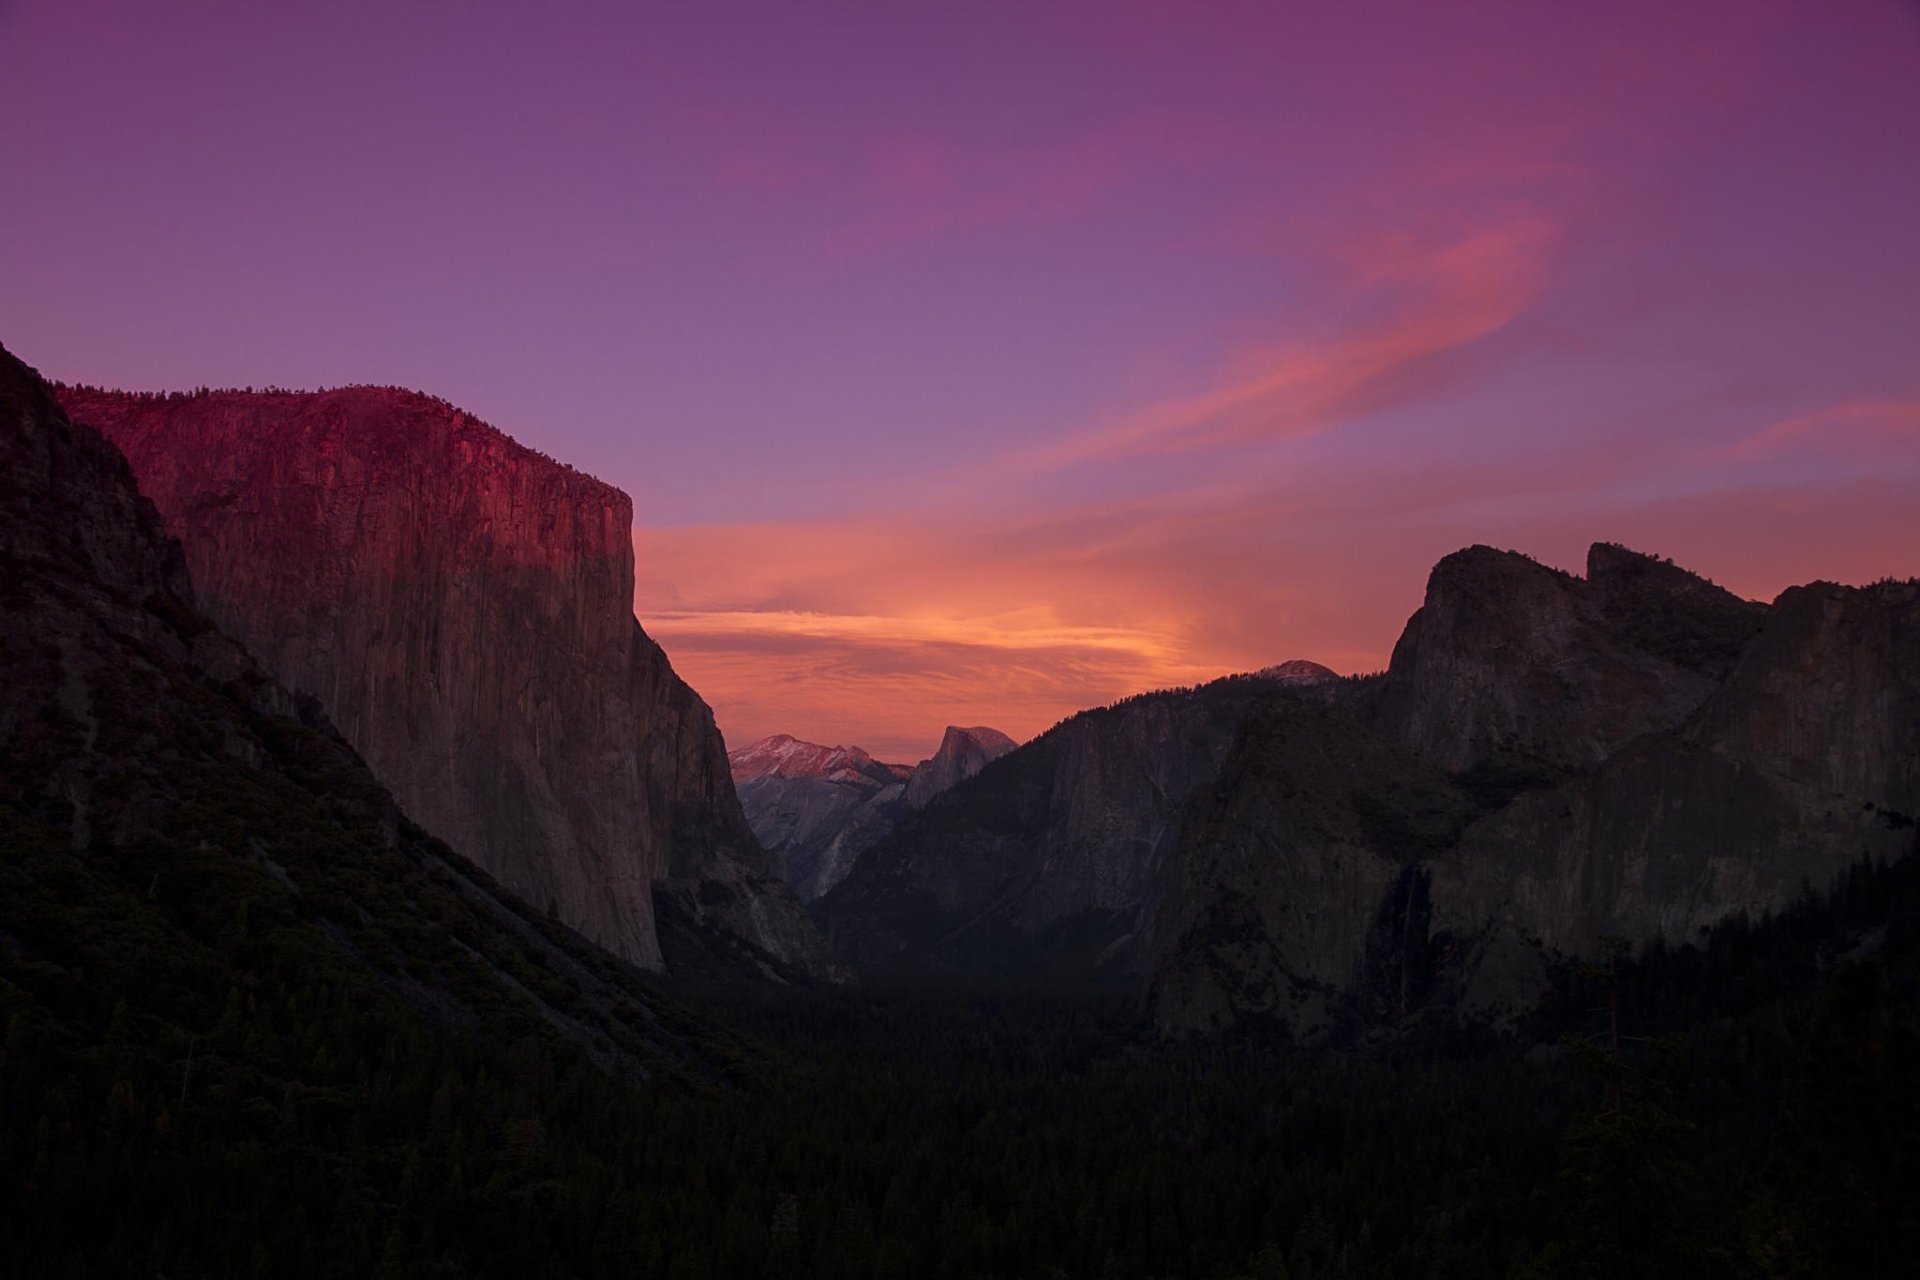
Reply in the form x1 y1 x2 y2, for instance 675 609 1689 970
1023 215 1560 467
636 410 1920 760
1726 399 1920 461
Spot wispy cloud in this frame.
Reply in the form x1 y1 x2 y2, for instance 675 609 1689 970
1022 216 1559 467
1727 399 1920 461
636 389 1920 760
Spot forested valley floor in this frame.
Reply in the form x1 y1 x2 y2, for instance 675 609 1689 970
5 837 1916 1279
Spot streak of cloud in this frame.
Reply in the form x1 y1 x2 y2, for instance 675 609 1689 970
1727 399 1920 461
1022 217 1559 468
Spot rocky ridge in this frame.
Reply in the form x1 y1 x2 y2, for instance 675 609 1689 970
1151 544 1916 1035
808 540 1914 1040
729 734 914 902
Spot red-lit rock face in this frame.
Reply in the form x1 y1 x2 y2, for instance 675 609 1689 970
59 384 838 978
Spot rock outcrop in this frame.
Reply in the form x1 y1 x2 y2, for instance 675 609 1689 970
1374 544 1764 778
730 734 914 902
904 725 1018 808
1252 659 1342 686
57 383 838 981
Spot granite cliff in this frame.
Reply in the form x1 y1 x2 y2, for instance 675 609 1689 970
903 725 1018 808
1375 543 1763 779
0 342 705 1077
56 383 838 981
805 540 1910 1040
1150 544 1915 1035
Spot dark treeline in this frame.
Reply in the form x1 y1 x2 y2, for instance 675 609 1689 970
4 834 1916 1277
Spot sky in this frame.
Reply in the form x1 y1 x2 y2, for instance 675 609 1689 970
4 1 1918 761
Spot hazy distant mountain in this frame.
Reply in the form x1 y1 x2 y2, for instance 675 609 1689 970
1251 659 1342 685
730 735 914 902
730 726 1016 902
57 382 840 983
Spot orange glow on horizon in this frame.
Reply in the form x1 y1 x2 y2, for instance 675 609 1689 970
636 457 1920 763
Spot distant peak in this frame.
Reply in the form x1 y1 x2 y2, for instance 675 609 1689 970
729 733 897 783
905 725 1019 808
937 725 1017 755
1253 660 1341 686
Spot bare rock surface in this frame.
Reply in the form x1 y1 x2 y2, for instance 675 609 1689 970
729 734 914 902
57 383 838 980
904 726 1018 808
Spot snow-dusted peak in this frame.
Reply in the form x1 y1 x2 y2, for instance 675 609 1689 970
1252 659 1342 686
729 733 907 783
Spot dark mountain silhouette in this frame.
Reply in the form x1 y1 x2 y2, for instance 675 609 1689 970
815 669 1316 981
1153 544 1915 1035
817 544 1917 1039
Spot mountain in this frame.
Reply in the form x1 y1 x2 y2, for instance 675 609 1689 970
812 540 1914 1039
56 383 838 982
729 734 914 902
903 725 1018 808
1252 659 1342 685
728 726 1016 903
0 341 762 1268
814 672 1315 980
1374 543 1762 779
1150 544 1916 1035
731 734 913 788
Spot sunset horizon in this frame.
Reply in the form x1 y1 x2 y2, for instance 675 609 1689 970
10 1 1918 761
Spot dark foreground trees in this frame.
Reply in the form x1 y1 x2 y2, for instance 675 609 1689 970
5 843 1917 1278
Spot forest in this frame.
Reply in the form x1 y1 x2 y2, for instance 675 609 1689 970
4 805 1916 1278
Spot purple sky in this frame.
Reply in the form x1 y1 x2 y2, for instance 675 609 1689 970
5 0 1919 760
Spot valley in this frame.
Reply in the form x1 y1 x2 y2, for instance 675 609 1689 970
6 337 1915 1275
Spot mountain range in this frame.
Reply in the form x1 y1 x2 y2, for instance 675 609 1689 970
22 352 1916 1047
818 545 1918 1037
729 725 1016 902
8 337 1916 1276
